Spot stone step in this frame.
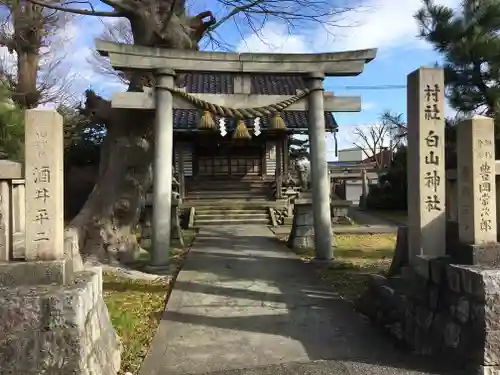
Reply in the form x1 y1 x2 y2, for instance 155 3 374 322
196 213 269 220
195 217 270 225
187 176 272 181
186 185 271 193
188 190 270 196
188 182 270 188
187 194 270 200
196 209 268 215
181 199 288 208
188 188 270 194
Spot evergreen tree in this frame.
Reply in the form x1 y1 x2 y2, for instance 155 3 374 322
0 86 24 161
288 134 309 161
415 0 500 121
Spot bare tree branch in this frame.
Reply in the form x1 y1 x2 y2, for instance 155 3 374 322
0 0 79 108
88 18 131 85
353 123 397 169
24 0 362 54
380 109 407 142
27 0 123 17
209 0 265 31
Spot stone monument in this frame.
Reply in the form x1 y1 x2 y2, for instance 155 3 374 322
457 115 500 265
24 110 65 261
0 109 121 375
407 67 446 264
356 67 500 375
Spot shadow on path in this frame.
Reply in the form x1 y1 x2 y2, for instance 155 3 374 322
140 225 461 375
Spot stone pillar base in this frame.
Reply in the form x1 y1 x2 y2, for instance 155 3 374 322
0 267 121 375
0 259 71 286
287 201 314 250
469 243 500 267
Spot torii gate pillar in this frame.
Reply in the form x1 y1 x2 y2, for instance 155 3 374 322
149 68 175 269
307 72 334 260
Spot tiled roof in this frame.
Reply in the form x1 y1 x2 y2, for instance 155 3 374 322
173 73 338 131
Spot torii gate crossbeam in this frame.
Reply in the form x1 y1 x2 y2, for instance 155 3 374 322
95 40 377 269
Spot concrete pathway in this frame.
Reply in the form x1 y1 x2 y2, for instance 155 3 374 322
140 225 457 375
271 225 397 236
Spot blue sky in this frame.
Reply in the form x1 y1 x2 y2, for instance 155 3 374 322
38 0 461 160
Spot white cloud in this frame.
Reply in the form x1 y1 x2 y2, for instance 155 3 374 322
362 101 377 110
237 0 461 54
39 16 127 104
62 18 125 94
320 0 458 52
236 22 310 53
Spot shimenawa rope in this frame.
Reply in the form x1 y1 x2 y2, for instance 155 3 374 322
156 86 323 119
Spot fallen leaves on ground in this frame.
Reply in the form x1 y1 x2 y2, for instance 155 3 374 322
103 273 168 375
279 233 396 303
103 229 197 375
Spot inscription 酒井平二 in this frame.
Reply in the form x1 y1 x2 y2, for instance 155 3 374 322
32 165 51 243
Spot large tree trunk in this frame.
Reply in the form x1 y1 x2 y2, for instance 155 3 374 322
68 106 155 264
15 51 40 108
67 0 215 264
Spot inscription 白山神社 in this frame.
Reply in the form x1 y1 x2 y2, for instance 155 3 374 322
422 84 443 213
477 138 494 232
31 130 51 243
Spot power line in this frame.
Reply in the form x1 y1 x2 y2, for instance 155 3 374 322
331 85 407 90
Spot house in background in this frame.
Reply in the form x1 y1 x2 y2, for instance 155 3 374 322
328 147 392 205
361 148 393 168
338 147 364 163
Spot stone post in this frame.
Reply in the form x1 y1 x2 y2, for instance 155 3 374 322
149 68 175 270
0 180 11 261
16 182 25 233
276 139 283 199
0 161 22 261
359 168 369 208
177 145 186 200
24 109 64 261
306 72 333 260
407 67 446 263
361 169 368 198
457 116 496 244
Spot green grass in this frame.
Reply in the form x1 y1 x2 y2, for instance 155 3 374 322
103 229 197 375
284 233 396 303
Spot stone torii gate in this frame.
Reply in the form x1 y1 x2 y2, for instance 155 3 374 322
95 40 377 268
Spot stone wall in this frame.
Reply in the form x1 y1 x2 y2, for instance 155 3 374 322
0 267 120 375
356 258 500 373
